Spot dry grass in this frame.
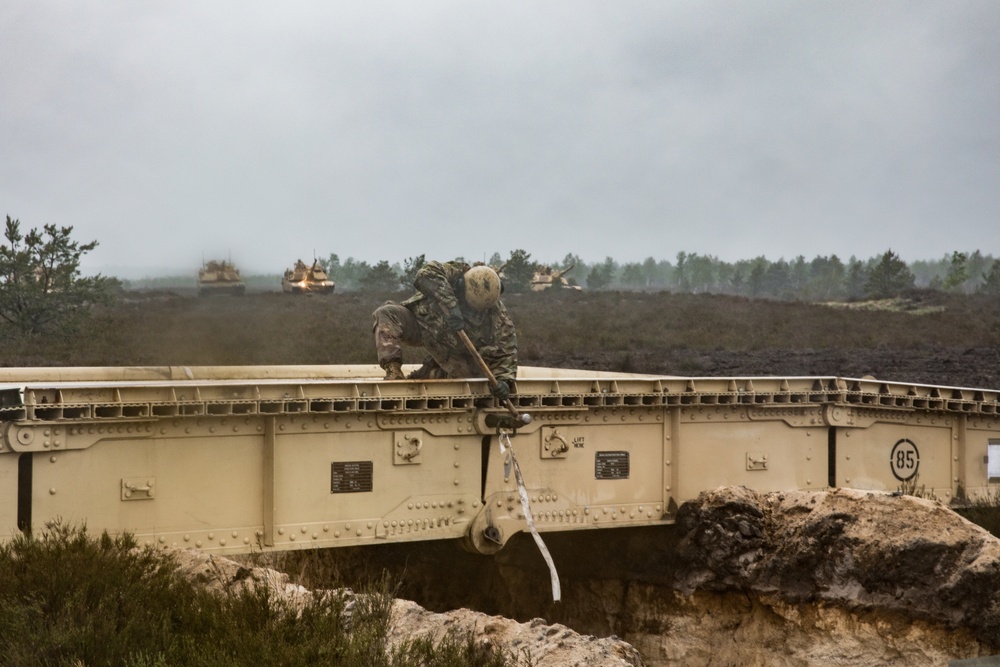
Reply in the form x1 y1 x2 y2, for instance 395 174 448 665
1 288 998 383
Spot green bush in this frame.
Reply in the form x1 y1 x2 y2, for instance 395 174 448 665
0 522 528 667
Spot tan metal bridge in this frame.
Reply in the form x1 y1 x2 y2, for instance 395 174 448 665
1 365 998 556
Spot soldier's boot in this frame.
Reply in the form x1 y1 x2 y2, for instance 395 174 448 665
408 356 446 380
383 360 404 381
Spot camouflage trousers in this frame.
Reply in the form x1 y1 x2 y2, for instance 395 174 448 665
371 302 478 378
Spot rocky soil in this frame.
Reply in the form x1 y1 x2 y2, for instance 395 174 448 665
651 487 1000 665
170 485 1000 667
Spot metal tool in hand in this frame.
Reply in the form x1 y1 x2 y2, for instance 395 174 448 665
445 305 557 599
454 328 530 423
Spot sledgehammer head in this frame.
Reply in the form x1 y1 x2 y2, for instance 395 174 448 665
485 412 532 430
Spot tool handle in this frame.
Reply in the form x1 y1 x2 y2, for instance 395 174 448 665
455 329 522 419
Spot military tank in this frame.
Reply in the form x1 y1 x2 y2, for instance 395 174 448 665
531 263 582 291
197 260 246 296
281 259 335 295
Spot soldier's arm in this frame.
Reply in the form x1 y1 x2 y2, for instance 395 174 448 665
482 303 518 384
413 261 466 311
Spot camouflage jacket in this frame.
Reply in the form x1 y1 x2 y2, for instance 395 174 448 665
401 261 518 382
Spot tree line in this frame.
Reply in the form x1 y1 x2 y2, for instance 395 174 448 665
2 214 999 338
319 249 1000 300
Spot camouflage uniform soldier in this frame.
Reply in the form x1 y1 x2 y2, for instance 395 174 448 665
372 260 517 400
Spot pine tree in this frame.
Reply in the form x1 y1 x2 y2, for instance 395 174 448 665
502 249 535 293
943 252 968 292
0 216 119 336
864 250 915 299
980 259 1000 295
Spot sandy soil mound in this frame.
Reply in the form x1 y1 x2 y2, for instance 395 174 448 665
166 546 644 667
628 487 1000 666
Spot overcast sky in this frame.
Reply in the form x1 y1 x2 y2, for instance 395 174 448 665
2 1 998 279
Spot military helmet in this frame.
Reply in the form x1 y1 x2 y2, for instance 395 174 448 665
462 265 502 310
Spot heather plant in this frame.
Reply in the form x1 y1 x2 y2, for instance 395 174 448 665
0 522 529 667
2 288 998 376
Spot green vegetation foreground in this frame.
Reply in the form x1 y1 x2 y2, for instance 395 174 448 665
0 523 526 667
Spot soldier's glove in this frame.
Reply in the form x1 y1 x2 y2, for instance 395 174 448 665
491 380 510 402
445 306 464 332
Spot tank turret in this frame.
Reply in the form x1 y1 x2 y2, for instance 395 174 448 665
282 259 335 295
531 263 582 291
198 260 246 296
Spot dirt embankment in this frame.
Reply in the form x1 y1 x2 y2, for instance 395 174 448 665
169 546 644 667
641 487 1000 665
174 487 1000 667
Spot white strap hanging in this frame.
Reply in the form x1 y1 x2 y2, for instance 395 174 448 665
499 431 561 602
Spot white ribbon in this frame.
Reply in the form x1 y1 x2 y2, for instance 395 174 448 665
499 431 562 602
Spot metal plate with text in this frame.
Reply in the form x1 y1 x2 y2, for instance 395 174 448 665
595 451 630 480
331 461 373 493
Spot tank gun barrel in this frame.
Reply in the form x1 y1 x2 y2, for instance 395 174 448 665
552 262 575 279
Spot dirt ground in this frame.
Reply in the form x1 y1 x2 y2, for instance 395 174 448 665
543 346 1000 391
9 289 996 393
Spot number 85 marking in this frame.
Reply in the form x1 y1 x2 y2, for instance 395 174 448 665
890 438 920 482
